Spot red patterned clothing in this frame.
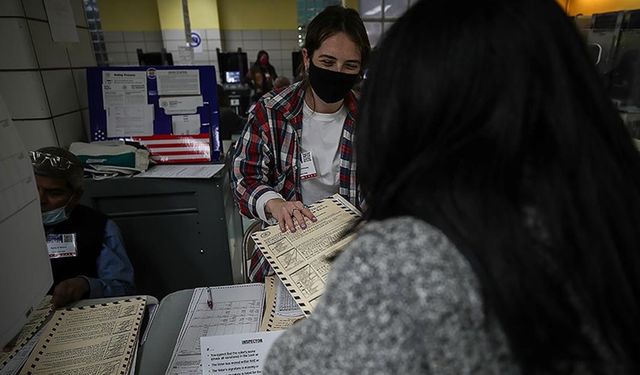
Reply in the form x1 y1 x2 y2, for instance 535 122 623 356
232 81 361 282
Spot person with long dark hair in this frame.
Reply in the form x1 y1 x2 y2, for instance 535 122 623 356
263 0 640 373
232 5 370 282
247 50 278 101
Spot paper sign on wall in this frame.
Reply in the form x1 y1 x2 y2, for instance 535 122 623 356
176 46 195 66
190 31 203 53
44 0 78 42
106 105 154 137
102 71 148 107
172 114 201 135
157 69 200 95
159 96 203 115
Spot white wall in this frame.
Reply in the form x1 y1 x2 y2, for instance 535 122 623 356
0 0 96 150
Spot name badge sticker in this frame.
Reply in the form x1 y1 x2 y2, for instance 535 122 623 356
300 151 317 180
46 233 78 259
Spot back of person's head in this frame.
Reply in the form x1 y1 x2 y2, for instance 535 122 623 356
31 146 84 193
274 76 290 90
357 0 640 372
304 5 371 69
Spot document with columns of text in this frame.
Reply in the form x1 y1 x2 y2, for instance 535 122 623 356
252 194 361 316
19 297 146 375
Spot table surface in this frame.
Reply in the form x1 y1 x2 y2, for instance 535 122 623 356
136 289 194 375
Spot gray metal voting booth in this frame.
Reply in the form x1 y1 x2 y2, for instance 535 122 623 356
79 164 243 299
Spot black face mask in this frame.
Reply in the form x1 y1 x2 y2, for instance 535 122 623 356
308 61 360 104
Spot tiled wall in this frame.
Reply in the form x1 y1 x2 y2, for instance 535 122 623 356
103 30 164 66
0 0 96 150
162 28 222 68
101 27 300 82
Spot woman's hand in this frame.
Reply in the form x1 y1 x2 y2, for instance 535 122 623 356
265 198 316 232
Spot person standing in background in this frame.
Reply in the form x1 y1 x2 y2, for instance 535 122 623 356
247 50 278 102
263 0 640 373
232 5 370 282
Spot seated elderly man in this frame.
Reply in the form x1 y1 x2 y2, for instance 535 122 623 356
31 146 135 307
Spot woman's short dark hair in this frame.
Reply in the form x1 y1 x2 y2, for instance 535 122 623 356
357 0 640 372
304 5 371 68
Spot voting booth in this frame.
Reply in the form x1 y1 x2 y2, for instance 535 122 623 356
87 66 222 163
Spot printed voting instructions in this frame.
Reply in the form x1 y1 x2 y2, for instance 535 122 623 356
252 194 361 316
200 331 283 375
165 284 265 375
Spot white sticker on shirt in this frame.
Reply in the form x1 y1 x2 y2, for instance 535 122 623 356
46 233 78 259
300 151 317 180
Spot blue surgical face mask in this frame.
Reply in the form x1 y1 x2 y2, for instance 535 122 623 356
42 205 69 226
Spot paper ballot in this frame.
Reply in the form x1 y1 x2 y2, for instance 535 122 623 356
19 297 146 375
252 194 361 316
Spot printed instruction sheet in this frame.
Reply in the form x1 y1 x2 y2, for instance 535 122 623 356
165 284 265 375
200 331 284 375
157 70 200 96
102 71 147 107
159 96 203 115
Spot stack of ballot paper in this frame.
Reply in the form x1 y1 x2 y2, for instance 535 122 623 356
9 297 147 375
252 194 362 316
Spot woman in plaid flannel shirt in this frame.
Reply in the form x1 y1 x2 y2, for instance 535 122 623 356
232 5 370 282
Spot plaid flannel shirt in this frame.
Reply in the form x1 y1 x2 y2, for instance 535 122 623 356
232 81 361 281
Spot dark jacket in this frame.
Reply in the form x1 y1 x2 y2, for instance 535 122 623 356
46 205 107 287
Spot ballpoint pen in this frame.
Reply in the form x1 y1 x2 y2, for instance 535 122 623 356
207 287 213 310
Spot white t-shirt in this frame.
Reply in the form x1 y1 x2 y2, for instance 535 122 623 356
299 101 346 205
255 101 346 221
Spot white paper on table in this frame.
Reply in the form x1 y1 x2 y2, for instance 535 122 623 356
44 0 78 42
156 70 200 96
159 96 203 115
200 331 284 375
102 71 148 107
106 104 154 137
172 114 201 135
164 284 265 375
135 164 224 179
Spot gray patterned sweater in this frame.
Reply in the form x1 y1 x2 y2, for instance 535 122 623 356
263 217 519 374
